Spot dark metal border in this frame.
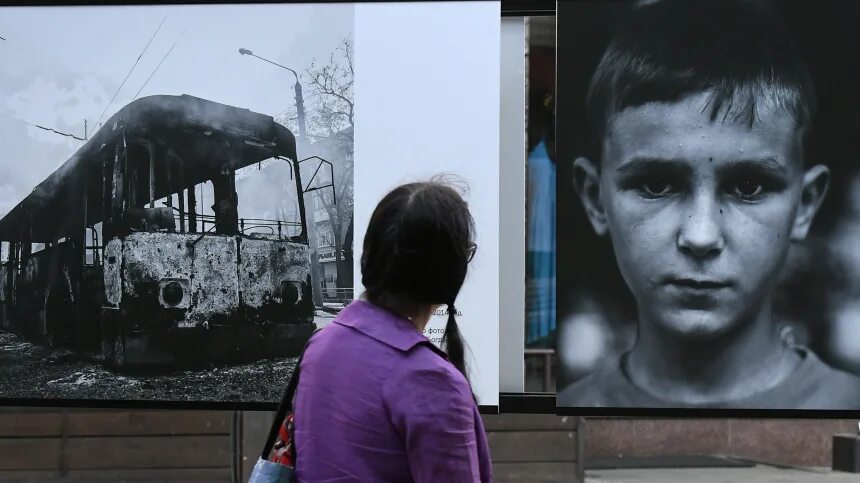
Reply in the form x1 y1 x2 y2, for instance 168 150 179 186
0 397 501 413
500 392 556 414
499 393 860 418
0 0 554 12
556 406 860 419
501 0 555 16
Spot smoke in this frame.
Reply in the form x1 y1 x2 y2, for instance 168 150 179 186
235 159 300 230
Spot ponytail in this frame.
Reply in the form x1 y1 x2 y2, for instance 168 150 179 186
442 304 468 383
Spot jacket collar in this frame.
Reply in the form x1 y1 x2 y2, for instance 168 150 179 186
334 300 447 357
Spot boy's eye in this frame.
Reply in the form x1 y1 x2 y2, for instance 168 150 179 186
730 180 764 199
641 179 675 198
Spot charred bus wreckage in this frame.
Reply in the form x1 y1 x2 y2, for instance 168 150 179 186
0 95 323 368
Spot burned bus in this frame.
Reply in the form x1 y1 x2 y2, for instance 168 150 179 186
0 95 319 368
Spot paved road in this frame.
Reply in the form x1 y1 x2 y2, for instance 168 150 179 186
587 466 860 482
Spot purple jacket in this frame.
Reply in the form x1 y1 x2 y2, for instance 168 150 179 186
293 300 493 483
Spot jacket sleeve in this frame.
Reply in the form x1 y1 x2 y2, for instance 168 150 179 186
383 362 482 483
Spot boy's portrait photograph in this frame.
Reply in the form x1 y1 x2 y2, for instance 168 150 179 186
556 0 860 410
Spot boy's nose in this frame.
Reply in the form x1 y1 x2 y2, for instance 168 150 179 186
677 195 725 259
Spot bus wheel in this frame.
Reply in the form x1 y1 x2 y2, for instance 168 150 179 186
101 310 126 369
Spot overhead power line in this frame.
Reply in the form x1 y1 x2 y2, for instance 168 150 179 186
133 30 185 100
0 112 85 141
91 15 167 130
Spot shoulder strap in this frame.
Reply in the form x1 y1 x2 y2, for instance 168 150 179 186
260 328 320 460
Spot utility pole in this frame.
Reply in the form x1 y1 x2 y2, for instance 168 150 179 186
84 119 88 141
294 82 308 140
238 48 308 139
239 47 323 308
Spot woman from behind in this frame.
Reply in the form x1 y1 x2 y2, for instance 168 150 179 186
293 179 492 483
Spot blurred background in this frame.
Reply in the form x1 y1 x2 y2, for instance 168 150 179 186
523 15 557 393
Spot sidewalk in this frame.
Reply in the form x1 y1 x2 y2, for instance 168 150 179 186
586 466 860 482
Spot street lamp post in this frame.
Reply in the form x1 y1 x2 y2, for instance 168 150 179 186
239 47 323 309
238 48 307 140
293 83 308 141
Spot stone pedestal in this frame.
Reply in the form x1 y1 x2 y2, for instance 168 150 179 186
832 433 860 473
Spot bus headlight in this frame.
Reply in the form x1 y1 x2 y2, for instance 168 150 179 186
158 278 190 309
278 280 302 306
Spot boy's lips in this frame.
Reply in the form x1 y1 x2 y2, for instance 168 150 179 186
663 277 733 290
661 277 734 308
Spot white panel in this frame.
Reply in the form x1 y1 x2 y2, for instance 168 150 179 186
499 16 527 393
354 1 501 406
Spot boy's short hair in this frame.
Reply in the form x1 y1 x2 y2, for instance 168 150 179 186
586 0 817 163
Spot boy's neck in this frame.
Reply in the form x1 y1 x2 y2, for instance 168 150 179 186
626 300 802 405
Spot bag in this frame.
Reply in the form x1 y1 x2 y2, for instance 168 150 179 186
248 457 297 483
248 330 319 483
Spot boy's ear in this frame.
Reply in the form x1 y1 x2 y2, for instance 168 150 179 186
573 157 609 236
791 164 830 241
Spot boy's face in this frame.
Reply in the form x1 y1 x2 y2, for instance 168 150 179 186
574 91 829 339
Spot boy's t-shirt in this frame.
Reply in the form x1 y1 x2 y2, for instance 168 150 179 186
558 346 860 409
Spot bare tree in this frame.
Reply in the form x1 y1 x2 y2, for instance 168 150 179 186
316 129 353 289
275 37 353 141
276 37 355 291
306 37 354 136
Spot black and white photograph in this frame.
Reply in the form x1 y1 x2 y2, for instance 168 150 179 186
556 0 860 410
0 3 355 404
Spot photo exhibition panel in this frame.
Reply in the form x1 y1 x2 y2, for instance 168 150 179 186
556 0 860 412
0 1 502 407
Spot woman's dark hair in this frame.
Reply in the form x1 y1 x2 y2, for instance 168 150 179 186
361 177 475 384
